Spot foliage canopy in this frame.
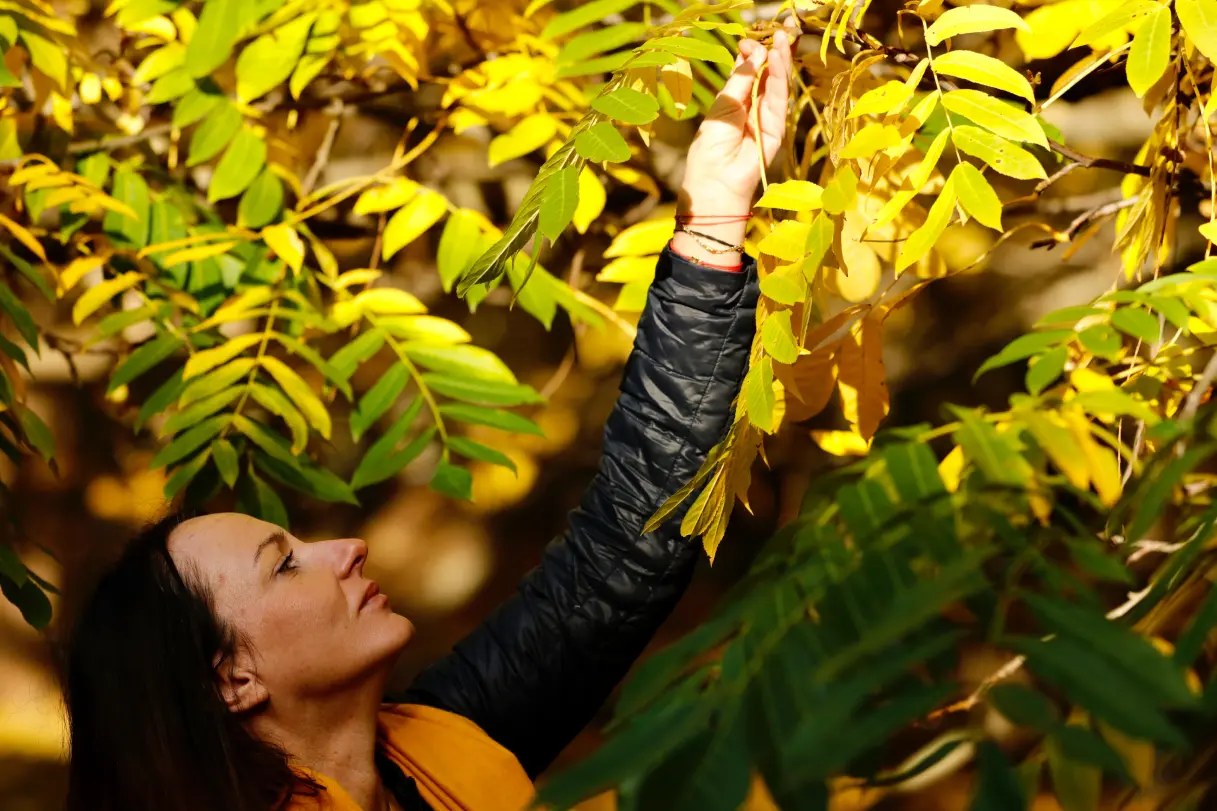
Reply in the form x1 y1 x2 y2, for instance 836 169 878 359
2 0 1217 807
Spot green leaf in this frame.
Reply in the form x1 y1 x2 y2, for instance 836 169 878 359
761 310 799 364
591 87 659 124
237 467 289 527
352 424 435 489
1026 345 1068 395
1072 388 1158 424
137 368 185 432
423 374 543 406
1078 324 1122 358
574 122 631 163
430 460 473 500
643 35 734 66
488 113 558 167
1019 596 1197 710
15 405 54 462
884 441 945 501
211 438 239 487
1047 734 1101 811
952 126 1046 180
1051 724 1132 780
820 166 859 215
248 382 309 454
1067 539 1133 584
538 165 580 241
437 210 489 292
448 436 516 472
328 331 385 382
185 0 246 79
1073 0 1161 47
187 102 243 167
438 403 542 435
274 333 353 399
952 163 1003 231
150 414 230 468
0 573 52 629
235 14 312 102
0 281 38 348
253 446 358 504
557 22 648 63
180 358 257 407
988 684 1059 732
954 411 1028 487
541 0 640 39
103 171 150 248
172 82 223 128
1111 307 1159 343
260 356 331 440
1124 444 1209 542
163 448 211 500
382 190 448 261
970 741 1026 811
405 344 515 384
1173 584 1217 666
162 386 242 436
351 364 409 442
238 168 284 229
208 128 267 202
0 545 26 586
145 68 195 104
1126 6 1171 98
20 30 67 91
290 52 333 99
976 329 1074 379
231 413 299 468
109 334 183 392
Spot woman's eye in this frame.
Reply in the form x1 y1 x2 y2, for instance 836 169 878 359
276 550 297 575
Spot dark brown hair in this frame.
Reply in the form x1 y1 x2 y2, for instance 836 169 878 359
61 511 320 811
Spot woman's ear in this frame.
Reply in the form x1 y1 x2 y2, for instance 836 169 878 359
214 649 269 713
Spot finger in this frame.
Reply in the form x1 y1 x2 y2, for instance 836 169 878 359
717 44 766 107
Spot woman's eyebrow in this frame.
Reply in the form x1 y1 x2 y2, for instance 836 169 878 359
252 530 288 566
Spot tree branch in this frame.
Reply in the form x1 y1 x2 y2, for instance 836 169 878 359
1047 138 1152 177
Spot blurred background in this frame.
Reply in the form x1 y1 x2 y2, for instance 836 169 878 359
0 6 1196 809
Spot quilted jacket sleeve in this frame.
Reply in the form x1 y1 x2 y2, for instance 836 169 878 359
400 245 760 778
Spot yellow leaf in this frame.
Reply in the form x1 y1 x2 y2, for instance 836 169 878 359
939 444 964 492
1178 0 1217 61
895 175 957 274
488 113 558 168
836 218 881 302
182 333 263 380
572 167 605 234
162 240 239 267
333 268 384 289
742 356 778 433
1200 221 1217 244
260 355 331 440
59 255 106 294
352 287 427 315
757 220 812 262
261 224 305 274
754 180 824 211
73 271 143 325
604 218 675 257
194 287 275 331
1126 6 1170 98
660 59 693 113
952 125 1047 180
597 256 657 283
811 429 871 456
1065 410 1122 505
353 178 419 215
951 163 1003 231
941 90 1048 147
839 123 903 159
1023 412 1089 490
382 191 448 260
0 212 46 261
932 50 1035 104
925 5 1031 46
836 315 888 440
848 80 913 119
1073 0 1158 47
775 347 837 423
1070 367 1115 392
79 73 102 104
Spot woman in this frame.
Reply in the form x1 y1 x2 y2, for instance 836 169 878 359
63 26 796 811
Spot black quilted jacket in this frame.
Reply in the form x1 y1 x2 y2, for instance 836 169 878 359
384 246 759 806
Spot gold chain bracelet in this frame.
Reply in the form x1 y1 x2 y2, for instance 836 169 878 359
674 223 745 255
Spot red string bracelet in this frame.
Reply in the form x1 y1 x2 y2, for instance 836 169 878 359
668 239 742 272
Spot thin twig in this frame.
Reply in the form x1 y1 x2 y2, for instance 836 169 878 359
301 102 344 198
1046 138 1152 177
1180 351 1217 422
66 123 175 154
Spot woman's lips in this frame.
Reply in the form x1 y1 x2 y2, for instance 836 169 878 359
359 581 386 611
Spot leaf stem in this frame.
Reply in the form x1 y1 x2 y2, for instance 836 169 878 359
220 299 278 441
366 314 448 443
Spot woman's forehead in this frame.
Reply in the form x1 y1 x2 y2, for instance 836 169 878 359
168 513 293 575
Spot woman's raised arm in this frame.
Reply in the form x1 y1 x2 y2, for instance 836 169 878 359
399 24 797 778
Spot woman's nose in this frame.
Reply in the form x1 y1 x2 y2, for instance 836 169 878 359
332 538 368 577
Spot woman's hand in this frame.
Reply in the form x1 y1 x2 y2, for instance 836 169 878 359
672 17 799 266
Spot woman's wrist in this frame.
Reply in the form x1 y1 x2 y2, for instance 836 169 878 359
675 183 753 267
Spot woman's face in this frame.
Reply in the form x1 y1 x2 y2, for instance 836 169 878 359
168 513 414 704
